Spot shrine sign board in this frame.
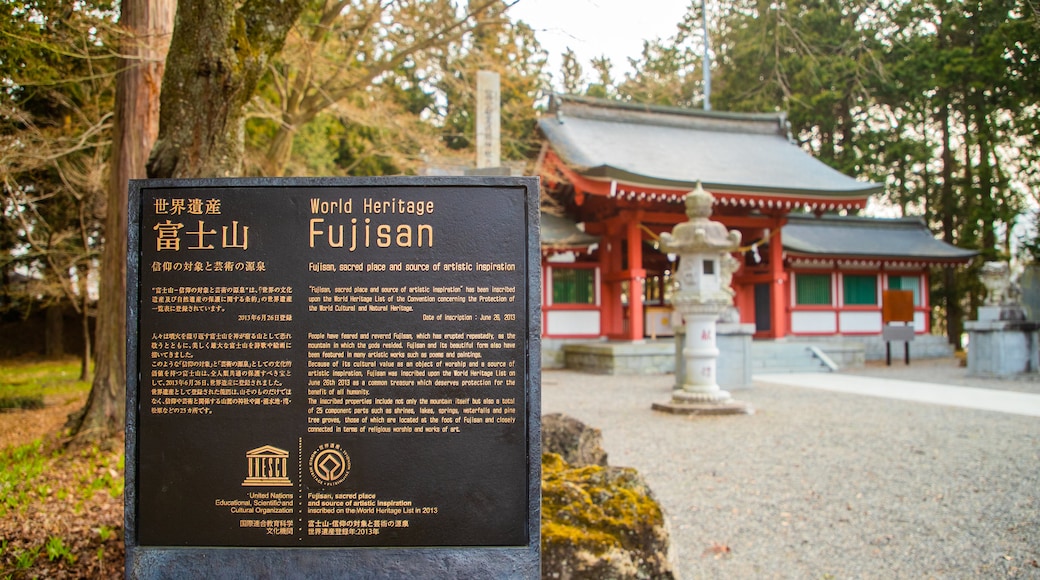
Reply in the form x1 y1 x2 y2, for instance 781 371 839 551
125 177 541 578
882 290 915 324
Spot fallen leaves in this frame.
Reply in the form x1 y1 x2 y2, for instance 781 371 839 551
0 403 123 579
702 541 732 559
0 393 85 450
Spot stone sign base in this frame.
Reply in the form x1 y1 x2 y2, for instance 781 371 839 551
966 319 1040 377
651 400 754 416
562 340 675 374
977 305 1027 322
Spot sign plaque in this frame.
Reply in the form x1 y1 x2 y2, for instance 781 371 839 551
881 290 915 366
882 290 915 324
125 177 541 577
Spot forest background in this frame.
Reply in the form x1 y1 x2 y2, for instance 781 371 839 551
1 0 1038 444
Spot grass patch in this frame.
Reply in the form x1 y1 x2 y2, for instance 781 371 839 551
77 445 124 501
0 358 123 578
0 394 44 411
44 536 77 565
0 439 61 516
0 359 97 516
0 358 91 409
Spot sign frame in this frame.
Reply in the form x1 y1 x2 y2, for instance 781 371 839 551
125 176 541 578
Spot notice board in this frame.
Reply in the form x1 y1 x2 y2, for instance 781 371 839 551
125 177 540 578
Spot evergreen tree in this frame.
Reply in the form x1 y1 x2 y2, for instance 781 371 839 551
0 1 118 375
438 1 548 162
246 0 509 177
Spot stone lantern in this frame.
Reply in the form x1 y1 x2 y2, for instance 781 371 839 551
653 183 752 415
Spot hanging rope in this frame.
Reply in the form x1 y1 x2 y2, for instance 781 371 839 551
737 226 780 254
639 223 661 242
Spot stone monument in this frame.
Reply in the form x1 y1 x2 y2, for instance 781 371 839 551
978 261 1024 321
966 261 1040 377
653 183 752 415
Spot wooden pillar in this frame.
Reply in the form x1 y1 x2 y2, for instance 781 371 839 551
626 217 645 341
920 271 931 333
541 258 549 336
769 218 788 338
599 231 618 338
609 232 624 337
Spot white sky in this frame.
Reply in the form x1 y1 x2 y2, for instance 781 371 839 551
508 0 694 88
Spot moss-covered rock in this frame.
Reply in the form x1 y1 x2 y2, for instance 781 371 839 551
542 413 609 467
541 452 675 579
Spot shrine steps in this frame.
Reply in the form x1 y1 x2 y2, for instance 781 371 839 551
750 342 837 374
543 335 955 375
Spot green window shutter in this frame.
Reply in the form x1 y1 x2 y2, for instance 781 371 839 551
552 268 595 305
889 275 921 306
844 274 877 305
795 273 832 305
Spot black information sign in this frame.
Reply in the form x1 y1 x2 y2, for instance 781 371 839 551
125 177 540 577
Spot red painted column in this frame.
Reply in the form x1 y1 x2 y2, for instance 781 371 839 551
769 220 789 338
598 234 613 338
599 228 625 339
918 270 930 334
626 217 645 341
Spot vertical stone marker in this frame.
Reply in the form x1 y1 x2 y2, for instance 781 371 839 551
475 71 501 169
125 176 541 578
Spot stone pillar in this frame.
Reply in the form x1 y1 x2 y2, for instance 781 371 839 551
716 322 754 390
968 261 1039 377
675 321 753 390
674 306 728 402
475 70 501 169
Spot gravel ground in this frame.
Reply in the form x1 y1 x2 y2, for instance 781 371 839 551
541 362 1040 579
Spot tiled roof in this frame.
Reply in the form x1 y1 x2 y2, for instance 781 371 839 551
539 95 882 199
782 214 977 262
539 212 599 250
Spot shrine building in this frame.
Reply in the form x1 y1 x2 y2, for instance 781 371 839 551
536 95 976 367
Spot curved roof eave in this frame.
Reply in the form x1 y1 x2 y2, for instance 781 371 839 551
785 250 977 264
781 215 978 263
539 211 600 249
580 165 883 199
538 112 883 201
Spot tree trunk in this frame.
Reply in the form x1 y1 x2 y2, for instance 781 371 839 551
71 0 175 444
78 264 92 381
976 115 996 259
76 0 304 441
262 122 298 177
147 0 306 179
45 304 64 358
80 308 91 381
938 98 963 349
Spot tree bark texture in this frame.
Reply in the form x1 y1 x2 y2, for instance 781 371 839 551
77 264 91 381
45 305 64 358
938 99 963 349
147 0 305 178
262 123 296 177
73 0 175 443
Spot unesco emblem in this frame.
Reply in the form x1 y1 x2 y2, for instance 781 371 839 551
309 443 350 486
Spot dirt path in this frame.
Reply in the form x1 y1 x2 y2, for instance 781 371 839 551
0 393 86 450
0 393 124 579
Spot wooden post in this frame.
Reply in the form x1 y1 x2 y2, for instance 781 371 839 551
626 216 645 340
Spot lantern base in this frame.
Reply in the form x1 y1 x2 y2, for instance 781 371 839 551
652 399 754 416
672 387 731 403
